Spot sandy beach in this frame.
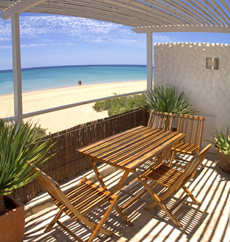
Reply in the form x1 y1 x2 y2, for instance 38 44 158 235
0 81 146 134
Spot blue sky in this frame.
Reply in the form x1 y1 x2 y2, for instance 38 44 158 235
0 13 230 71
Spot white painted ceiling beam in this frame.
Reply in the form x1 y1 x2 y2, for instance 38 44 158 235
88 0 187 25
133 25 230 34
29 6 159 27
193 0 224 26
151 0 206 25
210 0 230 23
175 0 215 26
31 3 158 25
0 0 229 33
30 2 180 26
185 0 219 26
114 0 192 25
220 0 230 16
137 0 199 25
203 0 228 26
0 0 46 20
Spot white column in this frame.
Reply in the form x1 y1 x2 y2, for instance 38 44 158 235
146 32 153 91
11 14 23 126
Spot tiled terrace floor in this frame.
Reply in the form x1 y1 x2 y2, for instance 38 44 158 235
24 152 230 242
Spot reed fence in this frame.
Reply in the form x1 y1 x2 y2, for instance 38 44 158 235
12 109 149 204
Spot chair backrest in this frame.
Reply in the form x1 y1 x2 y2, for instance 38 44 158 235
177 114 206 151
147 110 174 131
27 162 85 221
175 144 211 189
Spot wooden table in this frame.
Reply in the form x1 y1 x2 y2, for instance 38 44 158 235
78 126 185 196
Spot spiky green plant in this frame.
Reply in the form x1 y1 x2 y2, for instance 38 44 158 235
142 84 196 116
0 119 54 215
210 128 230 156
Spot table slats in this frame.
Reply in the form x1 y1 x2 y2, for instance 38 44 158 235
78 126 185 172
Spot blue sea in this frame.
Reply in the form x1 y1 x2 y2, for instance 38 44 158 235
0 65 151 95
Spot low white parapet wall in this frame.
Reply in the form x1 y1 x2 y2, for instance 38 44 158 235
154 42 230 152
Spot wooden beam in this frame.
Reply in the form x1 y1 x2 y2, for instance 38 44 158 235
132 25 230 33
0 0 46 20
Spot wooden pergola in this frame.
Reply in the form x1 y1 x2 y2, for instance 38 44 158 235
1 0 230 125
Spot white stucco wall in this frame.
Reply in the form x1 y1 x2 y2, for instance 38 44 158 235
154 42 230 152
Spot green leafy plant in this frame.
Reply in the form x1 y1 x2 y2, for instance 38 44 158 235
210 128 230 156
93 99 112 112
0 119 54 215
142 84 196 116
22 122 48 138
93 93 146 116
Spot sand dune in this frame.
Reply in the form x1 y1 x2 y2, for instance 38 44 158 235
0 81 146 133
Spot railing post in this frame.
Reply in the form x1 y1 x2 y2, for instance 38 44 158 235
11 13 23 127
146 32 153 92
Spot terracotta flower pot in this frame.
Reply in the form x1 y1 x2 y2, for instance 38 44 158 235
215 148 230 174
0 195 25 242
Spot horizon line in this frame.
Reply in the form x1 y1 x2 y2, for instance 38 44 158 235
0 64 153 73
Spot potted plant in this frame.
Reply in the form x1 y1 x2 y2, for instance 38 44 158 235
210 128 230 174
0 119 53 242
142 84 196 130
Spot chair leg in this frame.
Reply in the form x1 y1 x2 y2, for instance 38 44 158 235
57 220 84 242
157 201 182 227
114 205 133 226
182 186 200 205
139 178 161 210
88 195 119 242
45 209 63 233
169 150 175 167
45 206 114 240
139 178 182 227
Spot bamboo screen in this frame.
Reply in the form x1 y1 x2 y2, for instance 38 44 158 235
12 109 149 204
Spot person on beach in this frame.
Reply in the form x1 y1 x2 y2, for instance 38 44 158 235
78 80 82 86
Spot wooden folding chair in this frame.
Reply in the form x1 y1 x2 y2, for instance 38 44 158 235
138 144 211 227
147 110 174 163
169 114 206 166
28 162 132 242
147 110 174 131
